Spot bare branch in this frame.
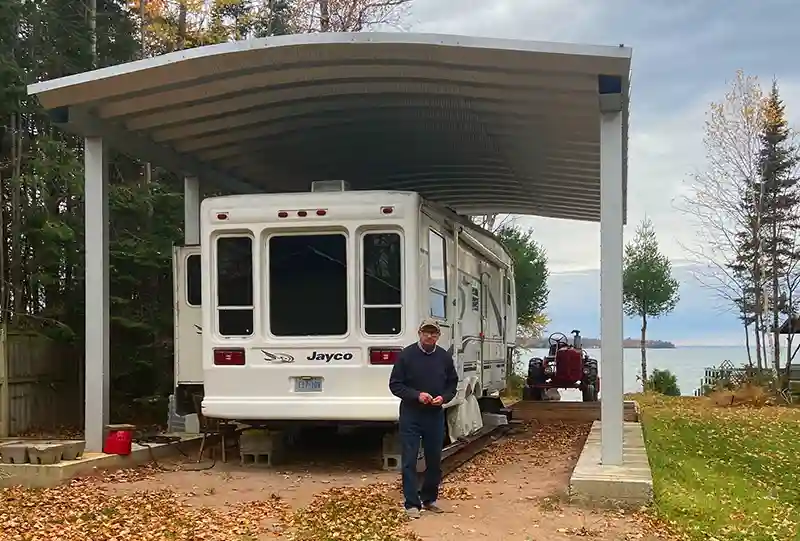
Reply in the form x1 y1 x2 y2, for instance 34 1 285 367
293 0 413 32
676 71 766 308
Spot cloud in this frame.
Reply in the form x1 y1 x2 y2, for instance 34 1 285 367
405 0 602 42
400 0 800 273
545 264 745 346
394 1 800 341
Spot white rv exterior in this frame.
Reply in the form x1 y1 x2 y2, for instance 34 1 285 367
172 185 516 438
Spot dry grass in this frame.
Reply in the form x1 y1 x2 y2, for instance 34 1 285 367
707 383 774 407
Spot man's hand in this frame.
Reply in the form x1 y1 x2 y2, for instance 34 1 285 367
431 396 444 406
418 392 433 404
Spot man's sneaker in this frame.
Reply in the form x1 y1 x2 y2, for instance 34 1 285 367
422 502 444 514
405 507 421 519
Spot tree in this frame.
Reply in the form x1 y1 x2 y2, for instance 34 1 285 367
648 368 680 396
495 225 549 337
757 82 799 377
3 0 425 430
677 71 767 368
294 0 412 32
623 218 679 389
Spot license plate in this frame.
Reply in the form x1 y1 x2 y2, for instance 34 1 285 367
295 377 322 392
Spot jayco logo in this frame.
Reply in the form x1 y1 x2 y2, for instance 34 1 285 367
306 351 354 362
262 351 295 363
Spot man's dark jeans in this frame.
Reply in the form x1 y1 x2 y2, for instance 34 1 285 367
399 406 445 510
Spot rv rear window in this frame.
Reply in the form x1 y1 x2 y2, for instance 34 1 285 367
215 236 254 336
362 232 402 335
186 254 201 306
269 233 348 336
428 230 447 319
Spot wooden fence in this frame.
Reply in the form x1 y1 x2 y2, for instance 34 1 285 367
1 331 81 436
694 361 800 397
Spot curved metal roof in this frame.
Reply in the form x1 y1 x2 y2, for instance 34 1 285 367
28 32 631 222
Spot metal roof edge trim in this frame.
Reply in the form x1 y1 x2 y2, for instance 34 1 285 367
27 32 632 98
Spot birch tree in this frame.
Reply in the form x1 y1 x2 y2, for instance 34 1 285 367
677 70 767 368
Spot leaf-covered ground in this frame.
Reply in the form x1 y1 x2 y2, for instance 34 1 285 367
0 419 662 541
638 393 800 541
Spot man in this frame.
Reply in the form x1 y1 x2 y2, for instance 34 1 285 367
388 318 459 519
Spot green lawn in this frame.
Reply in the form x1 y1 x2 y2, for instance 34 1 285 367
637 393 800 541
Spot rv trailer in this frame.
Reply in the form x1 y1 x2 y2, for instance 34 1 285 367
172 180 517 445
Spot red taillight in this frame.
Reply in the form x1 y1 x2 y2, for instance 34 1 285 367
216 212 229 220
214 348 245 366
316 209 327 216
297 210 308 217
278 211 288 218
380 206 394 214
369 348 401 365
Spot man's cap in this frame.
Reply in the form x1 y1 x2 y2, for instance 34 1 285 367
418 318 441 332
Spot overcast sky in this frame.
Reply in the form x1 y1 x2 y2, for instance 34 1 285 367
402 0 800 273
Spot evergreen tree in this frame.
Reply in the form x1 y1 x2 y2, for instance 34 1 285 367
759 82 800 376
495 225 549 336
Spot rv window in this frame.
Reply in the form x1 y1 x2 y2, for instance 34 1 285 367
216 236 254 336
428 230 447 318
186 254 201 306
504 276 512 305
269 233 347 336
362 232 402 335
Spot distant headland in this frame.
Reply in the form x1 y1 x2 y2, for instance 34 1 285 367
520 337 676 349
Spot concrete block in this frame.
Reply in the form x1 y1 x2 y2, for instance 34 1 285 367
0 443 30 464
380 431 425 472
240 451 274 467
0 434 204 489
481 413 509 427
381 430 402 471
239 429 284 467
28 443 66 465
382 430 401 454
383 453 401 471
61 441 86 461
240 429 281 451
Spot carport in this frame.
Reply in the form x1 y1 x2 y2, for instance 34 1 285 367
27 32 631 464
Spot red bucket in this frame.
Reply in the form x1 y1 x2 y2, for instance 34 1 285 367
104 427 133 455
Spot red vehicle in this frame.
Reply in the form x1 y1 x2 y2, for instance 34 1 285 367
522 330 599 402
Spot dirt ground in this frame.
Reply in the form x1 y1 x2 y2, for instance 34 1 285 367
1 421 665 540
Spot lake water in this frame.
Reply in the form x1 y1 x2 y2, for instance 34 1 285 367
518 346 750 397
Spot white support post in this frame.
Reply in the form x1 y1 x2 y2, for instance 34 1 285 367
184 176 200 245
84 137 110 453
599 107 624 466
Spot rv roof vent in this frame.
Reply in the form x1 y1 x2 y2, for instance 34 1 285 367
311 180 350 192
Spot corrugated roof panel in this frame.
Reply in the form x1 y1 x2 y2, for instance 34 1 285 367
28 32 631 222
